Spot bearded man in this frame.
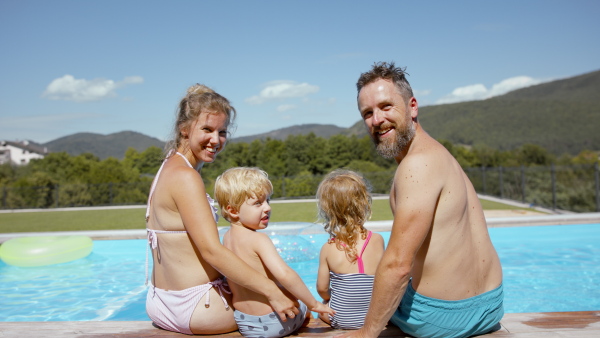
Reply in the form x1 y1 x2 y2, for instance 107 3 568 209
343 62 504 338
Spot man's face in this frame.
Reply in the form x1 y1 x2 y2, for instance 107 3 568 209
357 79 415 159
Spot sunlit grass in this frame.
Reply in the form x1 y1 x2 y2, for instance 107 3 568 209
0 198 529 233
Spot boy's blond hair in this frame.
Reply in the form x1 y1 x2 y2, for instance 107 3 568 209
214 167 273 222
316 169 372 262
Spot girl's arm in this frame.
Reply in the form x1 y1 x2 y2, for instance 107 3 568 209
316 244 331 301
255 233 335 316
174 167 298 320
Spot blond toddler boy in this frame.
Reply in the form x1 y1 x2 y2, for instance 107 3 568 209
214 167 334 338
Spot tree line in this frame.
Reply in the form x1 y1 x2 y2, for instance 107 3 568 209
0 133 598 211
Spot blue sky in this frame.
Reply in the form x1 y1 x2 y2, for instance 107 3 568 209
1 0 599 144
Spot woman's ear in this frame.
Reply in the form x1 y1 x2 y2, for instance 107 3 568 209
179 121 191 138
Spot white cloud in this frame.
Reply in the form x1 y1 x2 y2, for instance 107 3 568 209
435 76 545 104
42 75 144 102
246 80 319 105
277 104 296 112
488 76 542 97
122 76 144 84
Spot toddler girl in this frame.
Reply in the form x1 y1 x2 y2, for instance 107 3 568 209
316 169 385 329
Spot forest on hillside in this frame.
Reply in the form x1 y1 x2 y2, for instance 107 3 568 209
1 133 598 212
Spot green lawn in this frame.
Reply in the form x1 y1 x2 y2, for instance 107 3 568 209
0 198 528 233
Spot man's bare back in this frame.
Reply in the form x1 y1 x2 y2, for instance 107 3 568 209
389 129 502 300
343 62 504 338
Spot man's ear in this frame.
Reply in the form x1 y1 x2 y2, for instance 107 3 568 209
409 97 419 120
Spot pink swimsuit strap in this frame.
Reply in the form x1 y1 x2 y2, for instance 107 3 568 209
334 231 372 274
146 152 192 221
357 231 372 274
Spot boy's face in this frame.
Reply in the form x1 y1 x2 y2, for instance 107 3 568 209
237 195 271 230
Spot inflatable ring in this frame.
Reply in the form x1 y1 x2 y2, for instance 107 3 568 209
0 236 93 267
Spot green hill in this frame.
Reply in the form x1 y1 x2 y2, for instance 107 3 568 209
44 131 165 159
39 69 600 159
232 123 346 143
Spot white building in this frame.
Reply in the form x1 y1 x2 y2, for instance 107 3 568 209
0 140 48 165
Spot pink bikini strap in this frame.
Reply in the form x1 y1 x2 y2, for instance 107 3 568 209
206 279 232 310
145 152 191 221
145 228 187 285
357 231 372 274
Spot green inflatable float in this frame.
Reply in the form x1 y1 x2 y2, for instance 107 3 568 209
0 236 93 267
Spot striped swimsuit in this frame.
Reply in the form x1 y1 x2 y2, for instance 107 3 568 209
328 231 375 329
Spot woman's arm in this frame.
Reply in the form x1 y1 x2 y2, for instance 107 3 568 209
175 167 298 320
316 244 331 301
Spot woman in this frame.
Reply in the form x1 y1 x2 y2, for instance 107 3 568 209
145 84 297 334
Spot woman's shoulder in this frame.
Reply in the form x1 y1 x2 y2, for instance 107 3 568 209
161 161 204 190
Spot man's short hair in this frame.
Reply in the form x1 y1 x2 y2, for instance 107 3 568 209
356 61 414 102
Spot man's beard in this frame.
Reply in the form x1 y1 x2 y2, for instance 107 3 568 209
373 118 416 159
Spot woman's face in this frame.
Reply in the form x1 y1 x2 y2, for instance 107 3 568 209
183 112 228 164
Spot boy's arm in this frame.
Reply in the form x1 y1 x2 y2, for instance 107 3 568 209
316 244 331 301
255 233 335 316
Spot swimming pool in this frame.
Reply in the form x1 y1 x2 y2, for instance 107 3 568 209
0 223 599 321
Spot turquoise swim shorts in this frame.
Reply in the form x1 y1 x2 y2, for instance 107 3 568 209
390 281 504 338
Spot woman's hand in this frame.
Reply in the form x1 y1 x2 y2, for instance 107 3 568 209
267 291 299 321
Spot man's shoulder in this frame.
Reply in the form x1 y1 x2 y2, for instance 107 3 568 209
392 140 453 194
396 148 444 175
401 139 453 170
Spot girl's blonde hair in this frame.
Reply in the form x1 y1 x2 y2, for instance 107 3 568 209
164 84 237 157
214 167 273 222
316 169 372 262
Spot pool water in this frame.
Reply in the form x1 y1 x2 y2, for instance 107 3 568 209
0 224 599 321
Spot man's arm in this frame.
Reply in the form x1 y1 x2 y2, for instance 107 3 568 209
341 155 442 337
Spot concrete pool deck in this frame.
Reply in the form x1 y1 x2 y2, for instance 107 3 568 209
1 311 599 337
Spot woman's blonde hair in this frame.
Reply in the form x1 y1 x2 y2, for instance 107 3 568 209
164 84 237 157
316 169 372 262
214 167 273 222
